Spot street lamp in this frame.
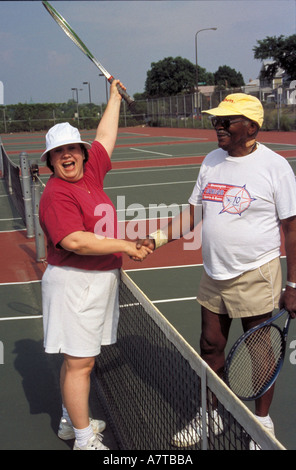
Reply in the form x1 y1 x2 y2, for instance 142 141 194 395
99 74 109 103
71 87 82 125
195 27 217 113
83 81 92 104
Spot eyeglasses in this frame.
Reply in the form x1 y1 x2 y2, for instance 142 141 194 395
211 117 246 129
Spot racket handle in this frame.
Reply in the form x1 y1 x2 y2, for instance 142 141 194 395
108 77 135 109
117 85 135 109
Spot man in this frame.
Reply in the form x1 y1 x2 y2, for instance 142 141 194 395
137 93 296 445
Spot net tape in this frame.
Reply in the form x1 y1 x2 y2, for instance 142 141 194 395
0 143 26 223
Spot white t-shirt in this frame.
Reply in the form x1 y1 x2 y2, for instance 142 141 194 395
189 143 296 280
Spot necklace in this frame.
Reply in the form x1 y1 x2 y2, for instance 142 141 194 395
75 179 90 194
83 180 90 194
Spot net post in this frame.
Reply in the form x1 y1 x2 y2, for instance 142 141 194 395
30 163 46 262
6 147 12 194
0 138 3 177
201 362 208 450
19 152 34 238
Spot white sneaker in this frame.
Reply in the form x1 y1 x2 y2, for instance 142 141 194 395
73 433 109 450
172 408 223 448
249 416 275 450
58 417 106 440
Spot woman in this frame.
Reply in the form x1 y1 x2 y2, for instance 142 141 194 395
39 80 151 450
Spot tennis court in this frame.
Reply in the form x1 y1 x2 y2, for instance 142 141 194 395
1 126 296 449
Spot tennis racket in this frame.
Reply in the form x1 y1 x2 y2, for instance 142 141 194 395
224 309 291 401
42 1 135 108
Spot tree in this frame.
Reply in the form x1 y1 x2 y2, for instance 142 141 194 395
145 57 195 97
253 35 296 81
214 65 245 88
144 56 214 97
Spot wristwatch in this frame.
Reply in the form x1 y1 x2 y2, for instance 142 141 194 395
286 281 296 289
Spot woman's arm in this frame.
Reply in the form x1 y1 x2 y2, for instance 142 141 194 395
60 231 152 261
94 79 125 158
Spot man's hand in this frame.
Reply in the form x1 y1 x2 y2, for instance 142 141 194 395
136 238 156 251
279 287 296 319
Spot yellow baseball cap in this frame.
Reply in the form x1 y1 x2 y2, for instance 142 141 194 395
203 93 264 128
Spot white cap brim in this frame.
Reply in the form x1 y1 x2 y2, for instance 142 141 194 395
40 139 91 161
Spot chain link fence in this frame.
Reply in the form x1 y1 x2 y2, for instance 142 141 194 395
1 86 296 133
140 86 296 131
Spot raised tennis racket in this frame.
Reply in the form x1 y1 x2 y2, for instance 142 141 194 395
224 309 291 401
42 1 135 108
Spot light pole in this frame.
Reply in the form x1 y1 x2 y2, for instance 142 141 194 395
195 27 217 114
83 81 92 104
71 87 82 125
99 74 109 103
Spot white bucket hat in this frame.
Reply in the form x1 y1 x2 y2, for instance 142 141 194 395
41 123 91 161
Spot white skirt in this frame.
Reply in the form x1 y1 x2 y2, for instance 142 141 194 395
42 265 120 357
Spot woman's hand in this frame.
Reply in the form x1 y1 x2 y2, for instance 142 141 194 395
124 240 153 262
109 79 126 101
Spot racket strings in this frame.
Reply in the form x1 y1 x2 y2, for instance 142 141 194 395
44 3 112 81
226 325 284 399
46 10 88 55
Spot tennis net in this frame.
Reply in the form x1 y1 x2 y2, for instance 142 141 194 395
92 270 285 451
0 139 26 223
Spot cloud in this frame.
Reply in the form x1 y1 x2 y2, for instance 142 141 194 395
45 50 72 71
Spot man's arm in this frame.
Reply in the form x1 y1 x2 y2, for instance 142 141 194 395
136 204 200 250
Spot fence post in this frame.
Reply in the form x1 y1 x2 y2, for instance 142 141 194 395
31 163 46 262
19 152 34 238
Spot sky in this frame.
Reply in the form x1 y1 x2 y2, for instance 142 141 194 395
0 0 295 105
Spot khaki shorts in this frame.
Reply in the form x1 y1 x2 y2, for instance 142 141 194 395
196 257 282 318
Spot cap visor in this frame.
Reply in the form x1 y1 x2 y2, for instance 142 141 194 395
202 107 242 116
40 140 91 161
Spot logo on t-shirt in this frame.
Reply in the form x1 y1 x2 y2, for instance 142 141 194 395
202 183 256 215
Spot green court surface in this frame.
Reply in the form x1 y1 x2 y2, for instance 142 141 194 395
1 127 296 449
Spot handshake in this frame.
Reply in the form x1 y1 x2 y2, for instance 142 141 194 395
128 229 168 262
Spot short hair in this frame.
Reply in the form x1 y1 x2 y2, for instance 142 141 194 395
46 144 89 173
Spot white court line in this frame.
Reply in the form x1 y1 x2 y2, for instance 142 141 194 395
116 211 185 218
0 315 42 322
130 147 173 157
0 217 22 221
263 142 296 147
0 279 42 321
0 228 26 233
121 132 151 136
153 297 196 304
125 264 203 272
108 165 201 176
0 279 41 286
0 266 199 321
106 180 196 190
